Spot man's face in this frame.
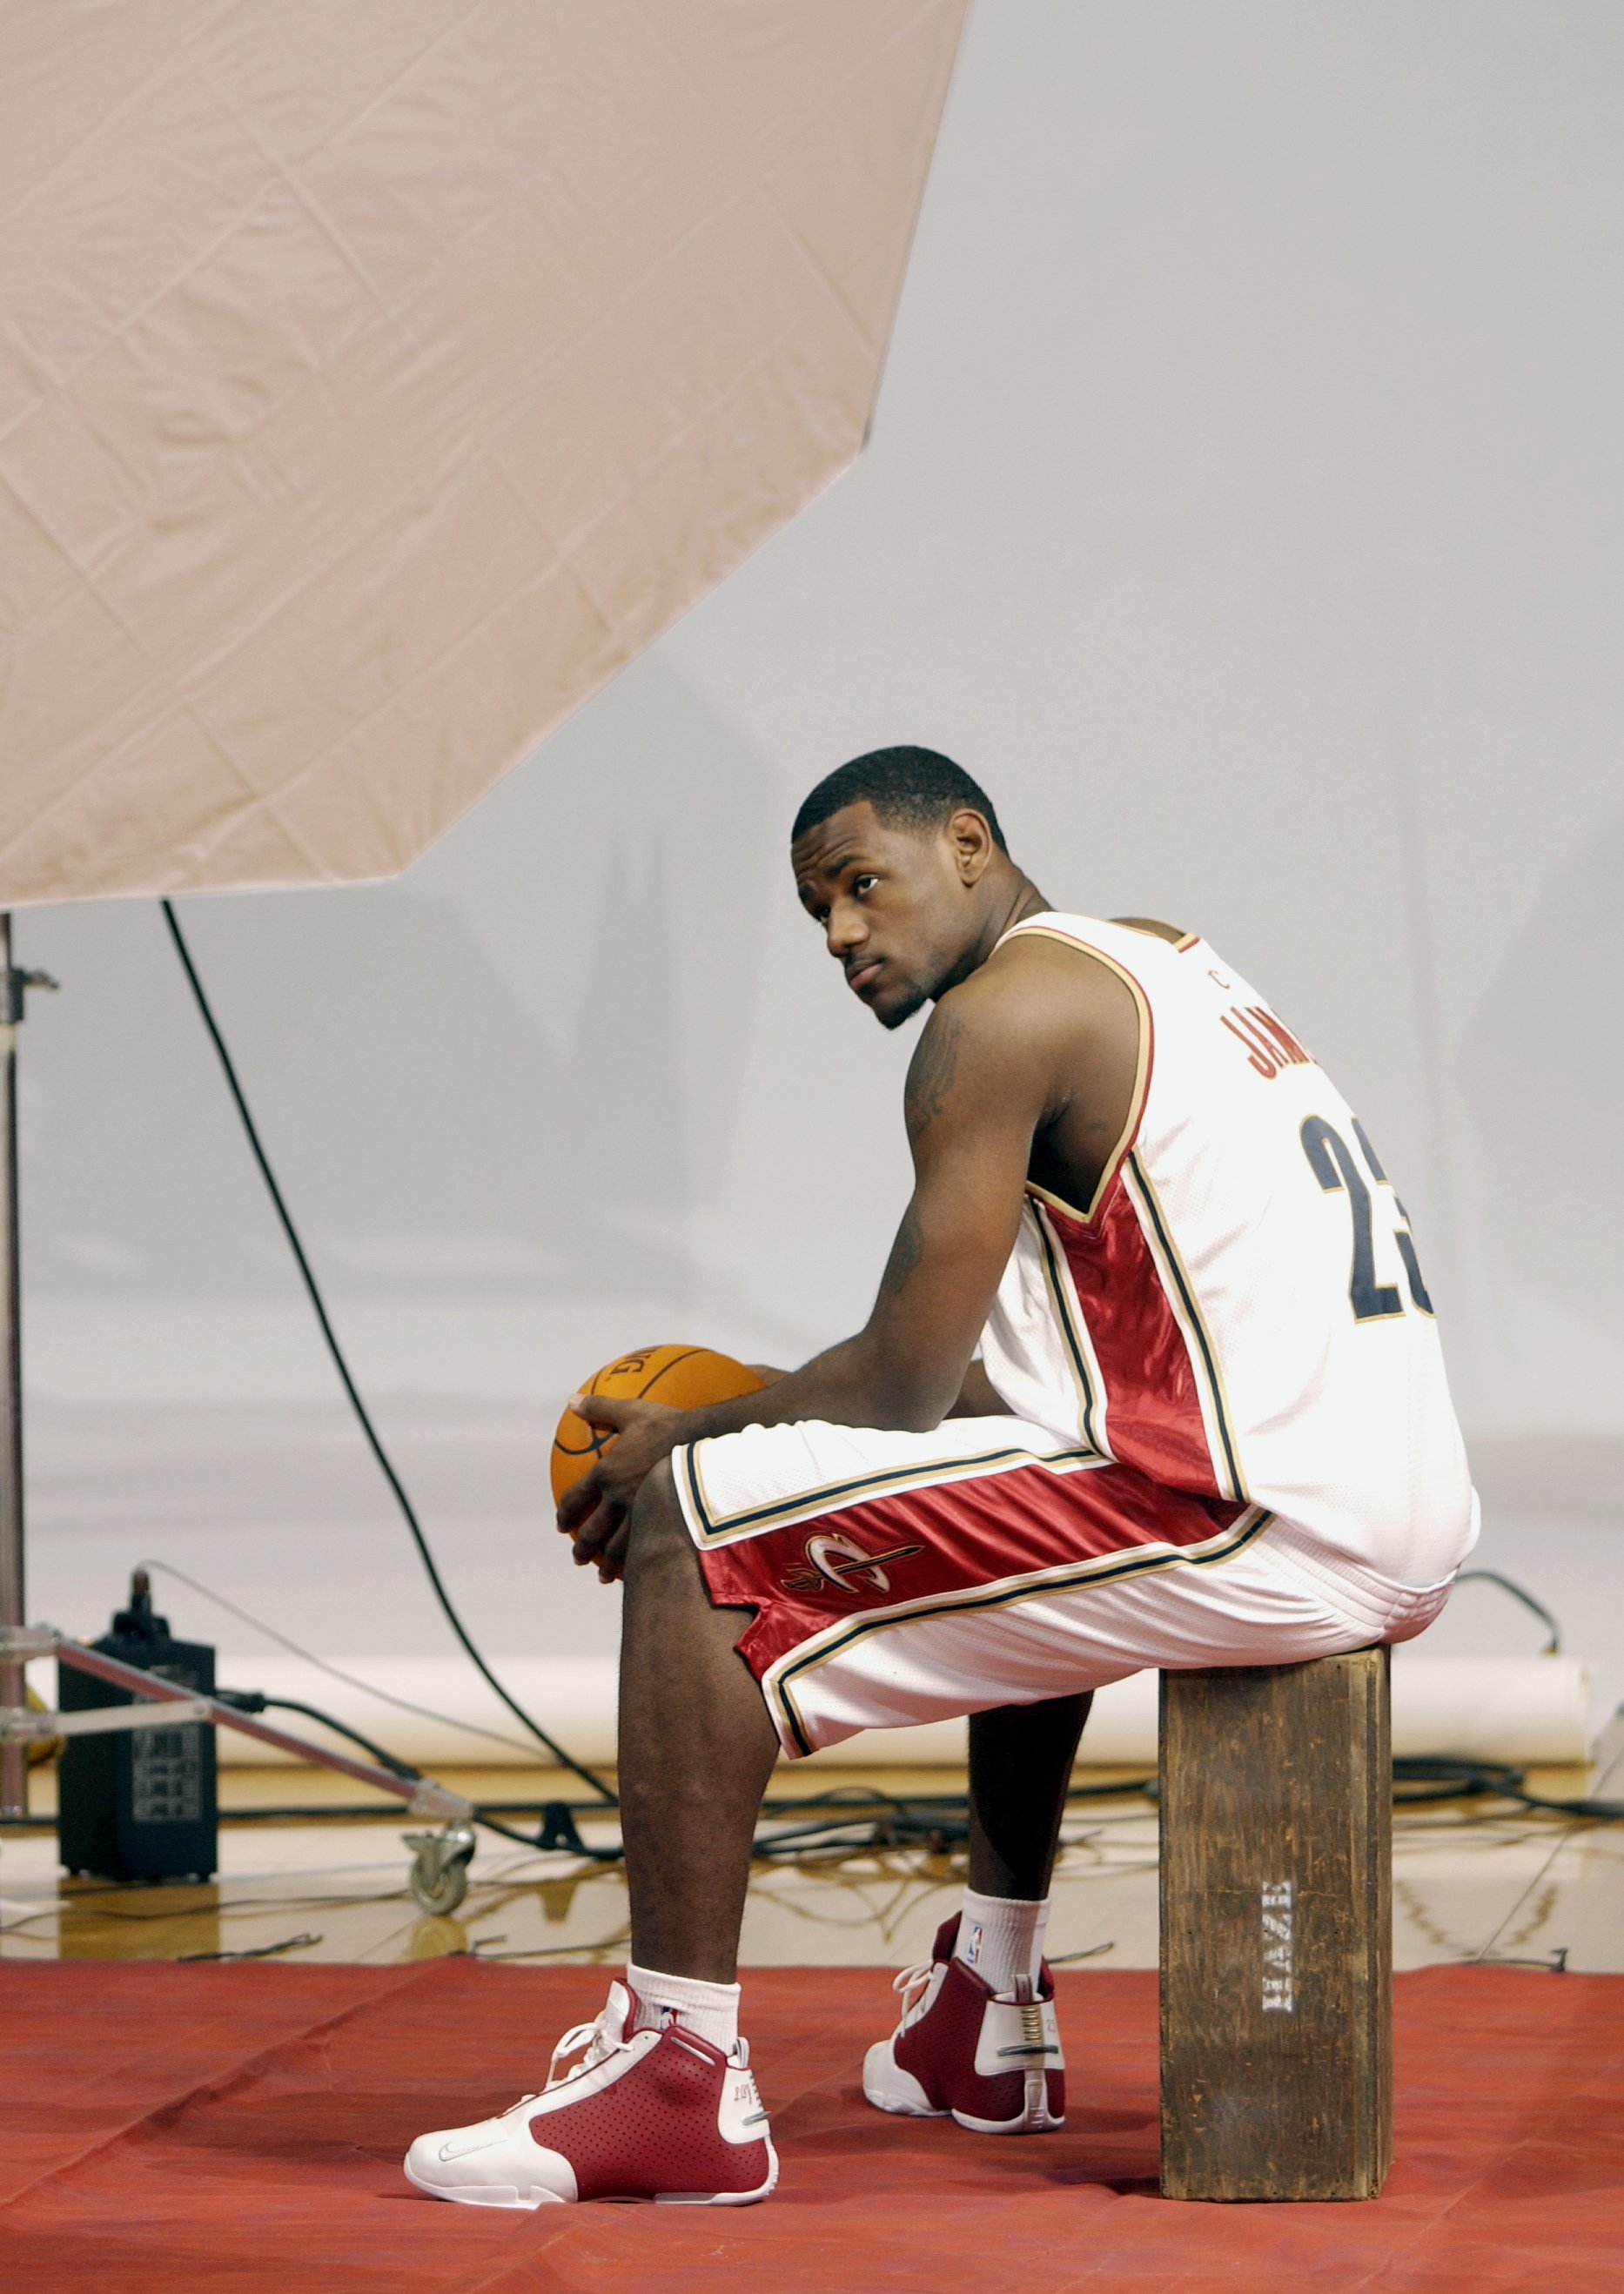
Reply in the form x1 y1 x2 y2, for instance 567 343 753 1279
791 801 980 1030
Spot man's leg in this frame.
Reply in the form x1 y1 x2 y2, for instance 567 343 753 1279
616 1458 780 1982
862 1694 1088 2133
967 1693 1091 1898
933 1694 1090 2006
400 1459 782 2210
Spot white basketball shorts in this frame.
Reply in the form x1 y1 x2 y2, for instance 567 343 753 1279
672 1413 1454 1757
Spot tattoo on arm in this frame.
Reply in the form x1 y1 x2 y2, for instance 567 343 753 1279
878 1202 925 1300
905 1009 963 1145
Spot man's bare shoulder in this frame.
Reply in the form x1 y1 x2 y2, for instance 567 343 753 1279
970 924 1142 1030
915 929 1137 1089
903 948 1070 1142
914 929 1141 1158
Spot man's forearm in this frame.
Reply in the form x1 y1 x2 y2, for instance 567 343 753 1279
667 1332 955 1449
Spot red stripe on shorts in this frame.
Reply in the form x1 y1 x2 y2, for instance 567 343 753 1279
696 1456 1246 1685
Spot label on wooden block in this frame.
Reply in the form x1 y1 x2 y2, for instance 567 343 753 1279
1261 1879 1294 2012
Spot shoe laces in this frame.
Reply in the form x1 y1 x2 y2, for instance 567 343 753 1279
892 1960 936 2018
540 1989 752 2087
892 1956 1050 2018
545 1992 629 2091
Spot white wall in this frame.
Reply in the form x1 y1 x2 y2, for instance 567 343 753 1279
14 3 1623 1691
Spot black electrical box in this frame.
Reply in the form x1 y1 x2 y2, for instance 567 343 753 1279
57 1570 218 1882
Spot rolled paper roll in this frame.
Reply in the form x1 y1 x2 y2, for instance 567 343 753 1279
196 1651 1594 1769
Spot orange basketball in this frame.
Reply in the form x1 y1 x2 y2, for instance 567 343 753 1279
550 1345 766 1507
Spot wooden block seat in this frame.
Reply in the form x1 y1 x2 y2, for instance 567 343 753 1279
1158 1645 1392 2201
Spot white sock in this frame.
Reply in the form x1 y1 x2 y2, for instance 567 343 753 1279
954 1888 1049 1996
626 1962 741 2053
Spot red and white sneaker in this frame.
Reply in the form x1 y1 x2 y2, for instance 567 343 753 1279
862 1915 1064 2134
403 1981 777 2208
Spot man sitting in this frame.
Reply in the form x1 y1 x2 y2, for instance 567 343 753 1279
406 747 1475 2209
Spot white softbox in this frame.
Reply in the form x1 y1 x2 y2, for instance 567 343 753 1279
0 0 966 906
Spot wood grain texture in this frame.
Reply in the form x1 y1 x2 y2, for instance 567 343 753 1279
1158 1647 1392 2201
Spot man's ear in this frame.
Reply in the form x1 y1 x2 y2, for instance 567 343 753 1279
945 808 996 885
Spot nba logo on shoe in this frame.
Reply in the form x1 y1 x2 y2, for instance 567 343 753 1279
965 1922 983 1968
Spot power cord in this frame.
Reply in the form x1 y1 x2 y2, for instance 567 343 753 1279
209 1686 578 1853
1452 1569 1562 1654
1391 1754 1624 1821
214 1688 419 1780
160 899 615 1806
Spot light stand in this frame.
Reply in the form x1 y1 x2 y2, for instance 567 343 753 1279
0 914 56 1820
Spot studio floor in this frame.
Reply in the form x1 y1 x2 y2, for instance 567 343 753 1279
3 1955 1622 2291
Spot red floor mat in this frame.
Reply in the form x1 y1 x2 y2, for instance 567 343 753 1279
1 1960 1621 2291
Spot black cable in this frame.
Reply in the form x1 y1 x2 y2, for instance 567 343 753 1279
215 1688 419 1780
180 1932 322 1962
19 1762 1621 1862
160 899 615 1804
199 1776 1164 1835
211 1689 596 1850
1391 1754 1624 1821
476 1808 580 1850
1453 1569 1563 1654
159 900 942 1863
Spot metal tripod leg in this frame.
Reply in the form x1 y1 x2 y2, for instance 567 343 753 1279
0 916 49 1821
1 1625 479 1904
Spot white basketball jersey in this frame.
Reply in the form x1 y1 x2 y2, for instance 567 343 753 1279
978 914 1477 1583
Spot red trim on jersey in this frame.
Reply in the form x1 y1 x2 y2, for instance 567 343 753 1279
698 1455 1246 1684
1044 1193 1224 1499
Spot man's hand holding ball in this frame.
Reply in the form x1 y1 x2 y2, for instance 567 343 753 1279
551 1346 767 1582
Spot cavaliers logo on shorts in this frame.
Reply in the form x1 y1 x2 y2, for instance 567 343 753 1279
779 1532 925 1598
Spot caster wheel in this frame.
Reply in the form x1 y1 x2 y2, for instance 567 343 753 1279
406 1822 475 1915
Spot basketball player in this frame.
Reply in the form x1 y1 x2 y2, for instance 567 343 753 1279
405 747 1475 2208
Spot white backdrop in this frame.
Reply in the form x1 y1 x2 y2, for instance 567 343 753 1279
14 3 1623 1710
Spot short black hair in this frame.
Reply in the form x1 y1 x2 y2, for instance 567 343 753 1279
791 746 1009 855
